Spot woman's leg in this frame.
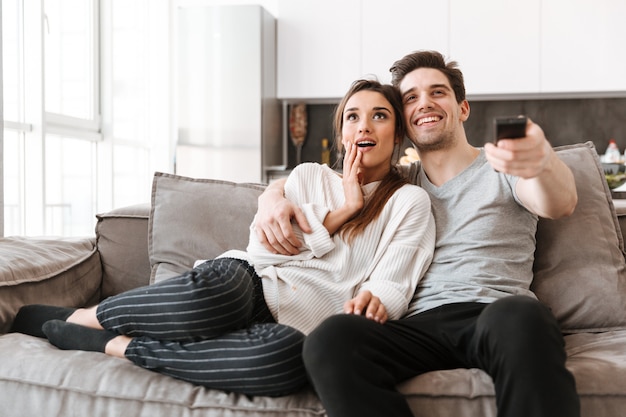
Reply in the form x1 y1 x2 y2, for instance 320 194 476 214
96 258 260 340
12 258 263 341
11 305 77 337
42 319 123 353
67 305 101 328
125 323 307 396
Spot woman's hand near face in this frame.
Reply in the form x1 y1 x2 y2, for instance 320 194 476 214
322 143 364 235
344 290 388 324
341 142 365 213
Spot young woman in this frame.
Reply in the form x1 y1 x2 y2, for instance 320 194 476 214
12 79 435 397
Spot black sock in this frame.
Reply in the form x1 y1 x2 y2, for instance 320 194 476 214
42 320 118 353
10 304 77 338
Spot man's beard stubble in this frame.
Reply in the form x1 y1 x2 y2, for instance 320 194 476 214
409 129 456 154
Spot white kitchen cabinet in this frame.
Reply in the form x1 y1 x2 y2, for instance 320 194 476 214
541 0 626 93
277 0 362 99
449 0 541 96
277 0 625 99
361 0 449 85
278 0 449 99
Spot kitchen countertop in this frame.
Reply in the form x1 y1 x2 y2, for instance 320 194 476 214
613 199 626 216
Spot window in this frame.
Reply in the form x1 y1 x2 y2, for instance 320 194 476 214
2 0 171 237
44 0 99 123
2 0 29 236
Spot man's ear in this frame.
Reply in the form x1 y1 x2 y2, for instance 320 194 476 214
459 100 470 122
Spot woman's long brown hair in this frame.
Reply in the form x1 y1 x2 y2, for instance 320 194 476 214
333 79 409 244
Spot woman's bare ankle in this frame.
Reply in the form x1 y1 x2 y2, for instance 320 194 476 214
105 335 132 358
66 306 103 329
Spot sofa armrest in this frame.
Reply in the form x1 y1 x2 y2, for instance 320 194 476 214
0 237 101 334
96 204 151 299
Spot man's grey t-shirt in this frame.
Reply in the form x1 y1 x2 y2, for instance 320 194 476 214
403 150 538 317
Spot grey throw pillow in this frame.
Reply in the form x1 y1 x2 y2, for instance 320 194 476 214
532 142 626 333
148 172 265 283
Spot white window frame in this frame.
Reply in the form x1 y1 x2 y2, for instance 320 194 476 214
2 0 172 237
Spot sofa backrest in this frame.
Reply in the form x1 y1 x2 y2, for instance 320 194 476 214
146 142 626 334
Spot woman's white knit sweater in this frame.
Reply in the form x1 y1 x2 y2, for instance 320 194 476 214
223 163 435 335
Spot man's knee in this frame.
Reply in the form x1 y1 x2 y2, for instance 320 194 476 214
475 296 565 365
303 314 367 372
480 296 557 335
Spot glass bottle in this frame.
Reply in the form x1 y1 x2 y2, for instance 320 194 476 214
321 138 331 165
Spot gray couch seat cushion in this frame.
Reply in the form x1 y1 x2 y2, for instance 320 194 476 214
0 333 325 417
2 329 625 417
565 330 626 416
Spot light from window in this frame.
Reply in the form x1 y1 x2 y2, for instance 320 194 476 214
44 0 96 120
2 131 24 237
2 0 23 122
44 134 96 236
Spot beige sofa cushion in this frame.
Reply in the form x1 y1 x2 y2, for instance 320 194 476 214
532 142 626 333
0 333 325 417
2 328 626 417
0 237 101 333
148 172 265 283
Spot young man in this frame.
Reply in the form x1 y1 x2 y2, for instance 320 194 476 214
254 51 579 417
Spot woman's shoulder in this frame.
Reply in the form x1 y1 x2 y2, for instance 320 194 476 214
291 163 339 181
288 162 320 181
287 163 340 192
291 162 328 175
392 182 431 208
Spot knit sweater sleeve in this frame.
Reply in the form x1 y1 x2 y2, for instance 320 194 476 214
357 185 436 320
299 203 335 257
287 163 338 257
246 163 337 268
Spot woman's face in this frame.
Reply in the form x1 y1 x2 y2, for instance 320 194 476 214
341 90 397 181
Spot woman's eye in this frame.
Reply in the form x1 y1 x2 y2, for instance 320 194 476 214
373 112 386 120
346 113 357 121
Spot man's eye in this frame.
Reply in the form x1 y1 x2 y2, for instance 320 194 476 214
405 95 416 103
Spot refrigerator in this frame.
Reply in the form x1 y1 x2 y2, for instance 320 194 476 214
176 5 282 183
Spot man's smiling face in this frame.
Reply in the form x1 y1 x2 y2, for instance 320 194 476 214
399 68 469 151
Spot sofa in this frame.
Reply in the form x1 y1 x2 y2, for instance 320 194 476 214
1 141 626 417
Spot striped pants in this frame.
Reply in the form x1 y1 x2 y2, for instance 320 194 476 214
95 258 307 396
